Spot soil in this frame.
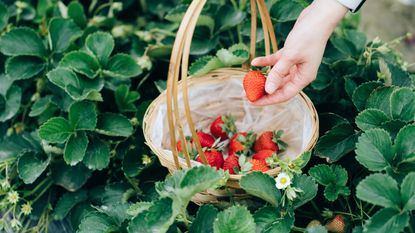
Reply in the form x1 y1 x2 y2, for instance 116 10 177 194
360 0 415 70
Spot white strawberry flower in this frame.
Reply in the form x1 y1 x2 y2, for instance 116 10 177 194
275 172 291 190
7 191 19 205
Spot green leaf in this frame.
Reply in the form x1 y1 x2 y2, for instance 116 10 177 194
82 136 110 170
122 149 150 177
165 5 214 34
215 5 246 32
213 206 256 233
68 1 87 28
240 172 281 207
60 51 100 79
156 166 227 208
352 81 383 111
401 172 415 211
270 0 304 22
29 96 55 117
64 131 88 166
115 84 140 112
47 68 104 101
356 173 401 209
253 206 294 233
395 124 415 163
309 164 335 186
69 101 97 130
77 212 119 233
390 87 415 122
96 113 133 137
39 117 74 143
86 32 114 65
189 56 224 76
48 18 82 53
127 198 175 233
315 123 358 162
53 189 88 220
355 128 393 171
103 54 142 79
0 85 21 122
189 205 219 233
355 109 390 131
216 43 249 67
127 202 152 217
312 64 334 91
6 56 45 80
51 160 91 191
0 2 8 30
17 151 50 184
292 174 318 209
154 80 166 93
363 208 409 233
305 225 328 233
0 27 47 57
366 86 396 116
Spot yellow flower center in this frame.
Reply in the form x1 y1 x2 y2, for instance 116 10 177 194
280 177 287 184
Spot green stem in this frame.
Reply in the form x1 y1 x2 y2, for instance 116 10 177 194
310 200 321 215
23 177 52 197
292 226 305 232
230 0 238 10
31 180 53 203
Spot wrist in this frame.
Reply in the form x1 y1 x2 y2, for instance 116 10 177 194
310 0 348 37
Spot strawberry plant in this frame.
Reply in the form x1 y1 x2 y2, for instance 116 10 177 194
0 0 414 233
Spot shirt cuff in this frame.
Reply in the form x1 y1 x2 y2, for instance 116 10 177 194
335 0 366 12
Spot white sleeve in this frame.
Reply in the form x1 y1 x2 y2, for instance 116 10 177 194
335 0 366 12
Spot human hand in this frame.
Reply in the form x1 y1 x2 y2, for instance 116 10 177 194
251 0 348 105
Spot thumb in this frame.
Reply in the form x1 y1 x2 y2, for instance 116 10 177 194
265 56 296 94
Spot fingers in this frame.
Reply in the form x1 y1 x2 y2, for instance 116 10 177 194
251 51 282 67
265 56 296 94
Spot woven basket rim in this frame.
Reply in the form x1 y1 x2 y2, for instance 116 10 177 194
143 67 319 183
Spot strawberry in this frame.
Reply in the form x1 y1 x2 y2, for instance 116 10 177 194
196 150 224 170
250 159 269 172
325 215 346 233
176 136 194 153
196 131 215 148
243 70 266 102
254 130 287 152
252 150 275 161
223 154 240 174
210 116 237 140
228 132 256 156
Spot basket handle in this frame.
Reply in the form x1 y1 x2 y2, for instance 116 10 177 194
166 0 279 169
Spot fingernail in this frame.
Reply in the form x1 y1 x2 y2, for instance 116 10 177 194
265 82 277 94
251 58 258 65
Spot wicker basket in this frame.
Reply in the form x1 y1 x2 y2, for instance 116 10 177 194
143 0 319 204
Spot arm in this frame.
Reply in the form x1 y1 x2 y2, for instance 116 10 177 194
251 0 349 105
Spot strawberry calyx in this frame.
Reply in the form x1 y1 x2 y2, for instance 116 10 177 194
272 130 288 152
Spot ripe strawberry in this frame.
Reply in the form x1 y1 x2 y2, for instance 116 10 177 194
196 131 215 148
252 150 275 161
223 154 240 174
228 132 256 156
243 70 266 102
196 150 224 170
325 215 346 233
210 116 237 140
254 130 287 152
250 159 269 172
176 136 193 153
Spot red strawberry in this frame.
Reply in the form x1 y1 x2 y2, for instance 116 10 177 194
325 215 346 233
223 154 240 174
196 131 215 148
243 70 266 102
250 159 269 172
228 132 256 156
210 116 237 140
254 130 287 152
176 136 193 153
196 150 224 170
252 150 275 161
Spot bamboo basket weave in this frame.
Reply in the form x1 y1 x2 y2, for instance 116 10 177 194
143 0 319 204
